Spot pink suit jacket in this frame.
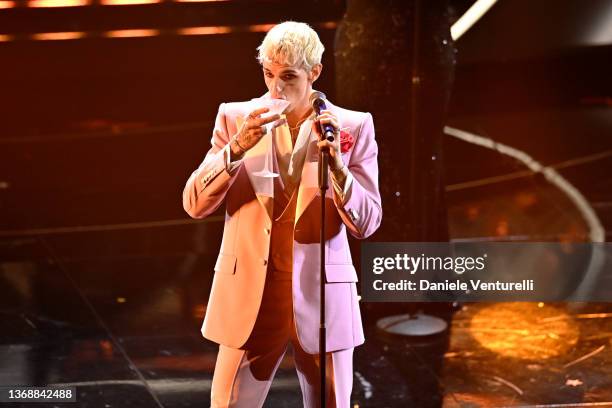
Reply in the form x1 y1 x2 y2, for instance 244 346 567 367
182 93 382 354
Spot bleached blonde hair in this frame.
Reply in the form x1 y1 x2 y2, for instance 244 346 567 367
257 21 325 72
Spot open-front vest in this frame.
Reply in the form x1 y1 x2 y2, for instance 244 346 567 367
268 126 299 279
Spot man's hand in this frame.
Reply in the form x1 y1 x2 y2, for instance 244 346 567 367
230 107 280 160
314 109 344 172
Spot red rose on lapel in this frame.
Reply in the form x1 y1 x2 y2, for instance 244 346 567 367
340 130 354 153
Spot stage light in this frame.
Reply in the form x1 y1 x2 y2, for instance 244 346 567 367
31 31 86 40
319 21 337 30
104 29 160 38
451 0 498 41
0 1 16 9
100 0 161 5
174 0 229 2
247 24 276 33
582 3 612 46
178 26 232 36
0 22 336 43
28 0 90 7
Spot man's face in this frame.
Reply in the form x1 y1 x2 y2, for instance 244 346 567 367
262 60 319 113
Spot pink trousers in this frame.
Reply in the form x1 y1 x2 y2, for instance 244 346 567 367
210 270 354 408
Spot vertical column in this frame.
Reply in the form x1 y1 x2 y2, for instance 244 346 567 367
334 0 456 242
335 3 457 406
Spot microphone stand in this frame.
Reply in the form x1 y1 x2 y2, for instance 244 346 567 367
311 91 335 408
318 140 329 408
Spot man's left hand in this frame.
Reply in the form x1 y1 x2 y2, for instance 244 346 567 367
314 109 344 171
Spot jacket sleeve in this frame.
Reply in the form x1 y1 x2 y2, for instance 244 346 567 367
182 103 242 219
332 112 382 239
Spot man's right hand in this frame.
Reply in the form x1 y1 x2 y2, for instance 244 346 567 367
230 107 280 160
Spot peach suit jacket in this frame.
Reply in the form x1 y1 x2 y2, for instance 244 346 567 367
182 92 382 354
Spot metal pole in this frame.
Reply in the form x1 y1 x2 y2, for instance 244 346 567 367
318 147 329 408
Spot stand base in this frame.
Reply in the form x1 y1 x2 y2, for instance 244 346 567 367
376 313 448 337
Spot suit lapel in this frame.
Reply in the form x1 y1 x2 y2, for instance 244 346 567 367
240 116 318 227
295 128 320 225
238 94 292 223
239 114 275 223
294 98 339 225
238 92 338 226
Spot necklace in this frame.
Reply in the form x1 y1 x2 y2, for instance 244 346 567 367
289 117 307 131
288 106 314 139
288 117 307 140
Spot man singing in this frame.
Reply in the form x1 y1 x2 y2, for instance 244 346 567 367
182 21 381 408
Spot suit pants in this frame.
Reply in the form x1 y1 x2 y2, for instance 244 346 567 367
210 269 354 408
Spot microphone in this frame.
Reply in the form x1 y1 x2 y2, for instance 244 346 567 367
309 91 335 142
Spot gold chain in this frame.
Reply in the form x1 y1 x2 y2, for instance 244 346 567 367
288 117 307 140
289 117 307 131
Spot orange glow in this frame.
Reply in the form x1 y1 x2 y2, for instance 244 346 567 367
0 22 337 43
99 340 114 359
247 24 276 33
100 0 160 4
193 304 206 319
495 218 509 236
515 191 537 208
104 29 160 38
29 0 90 7
0 1 16 9
178 26 232 36
320 21 338 30
466 206 480 221
32 31 85 40
469 303 579 359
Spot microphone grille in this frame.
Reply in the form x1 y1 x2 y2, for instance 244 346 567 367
309 91 326 106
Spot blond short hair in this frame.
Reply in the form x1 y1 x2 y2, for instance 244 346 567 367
257 21 325 71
